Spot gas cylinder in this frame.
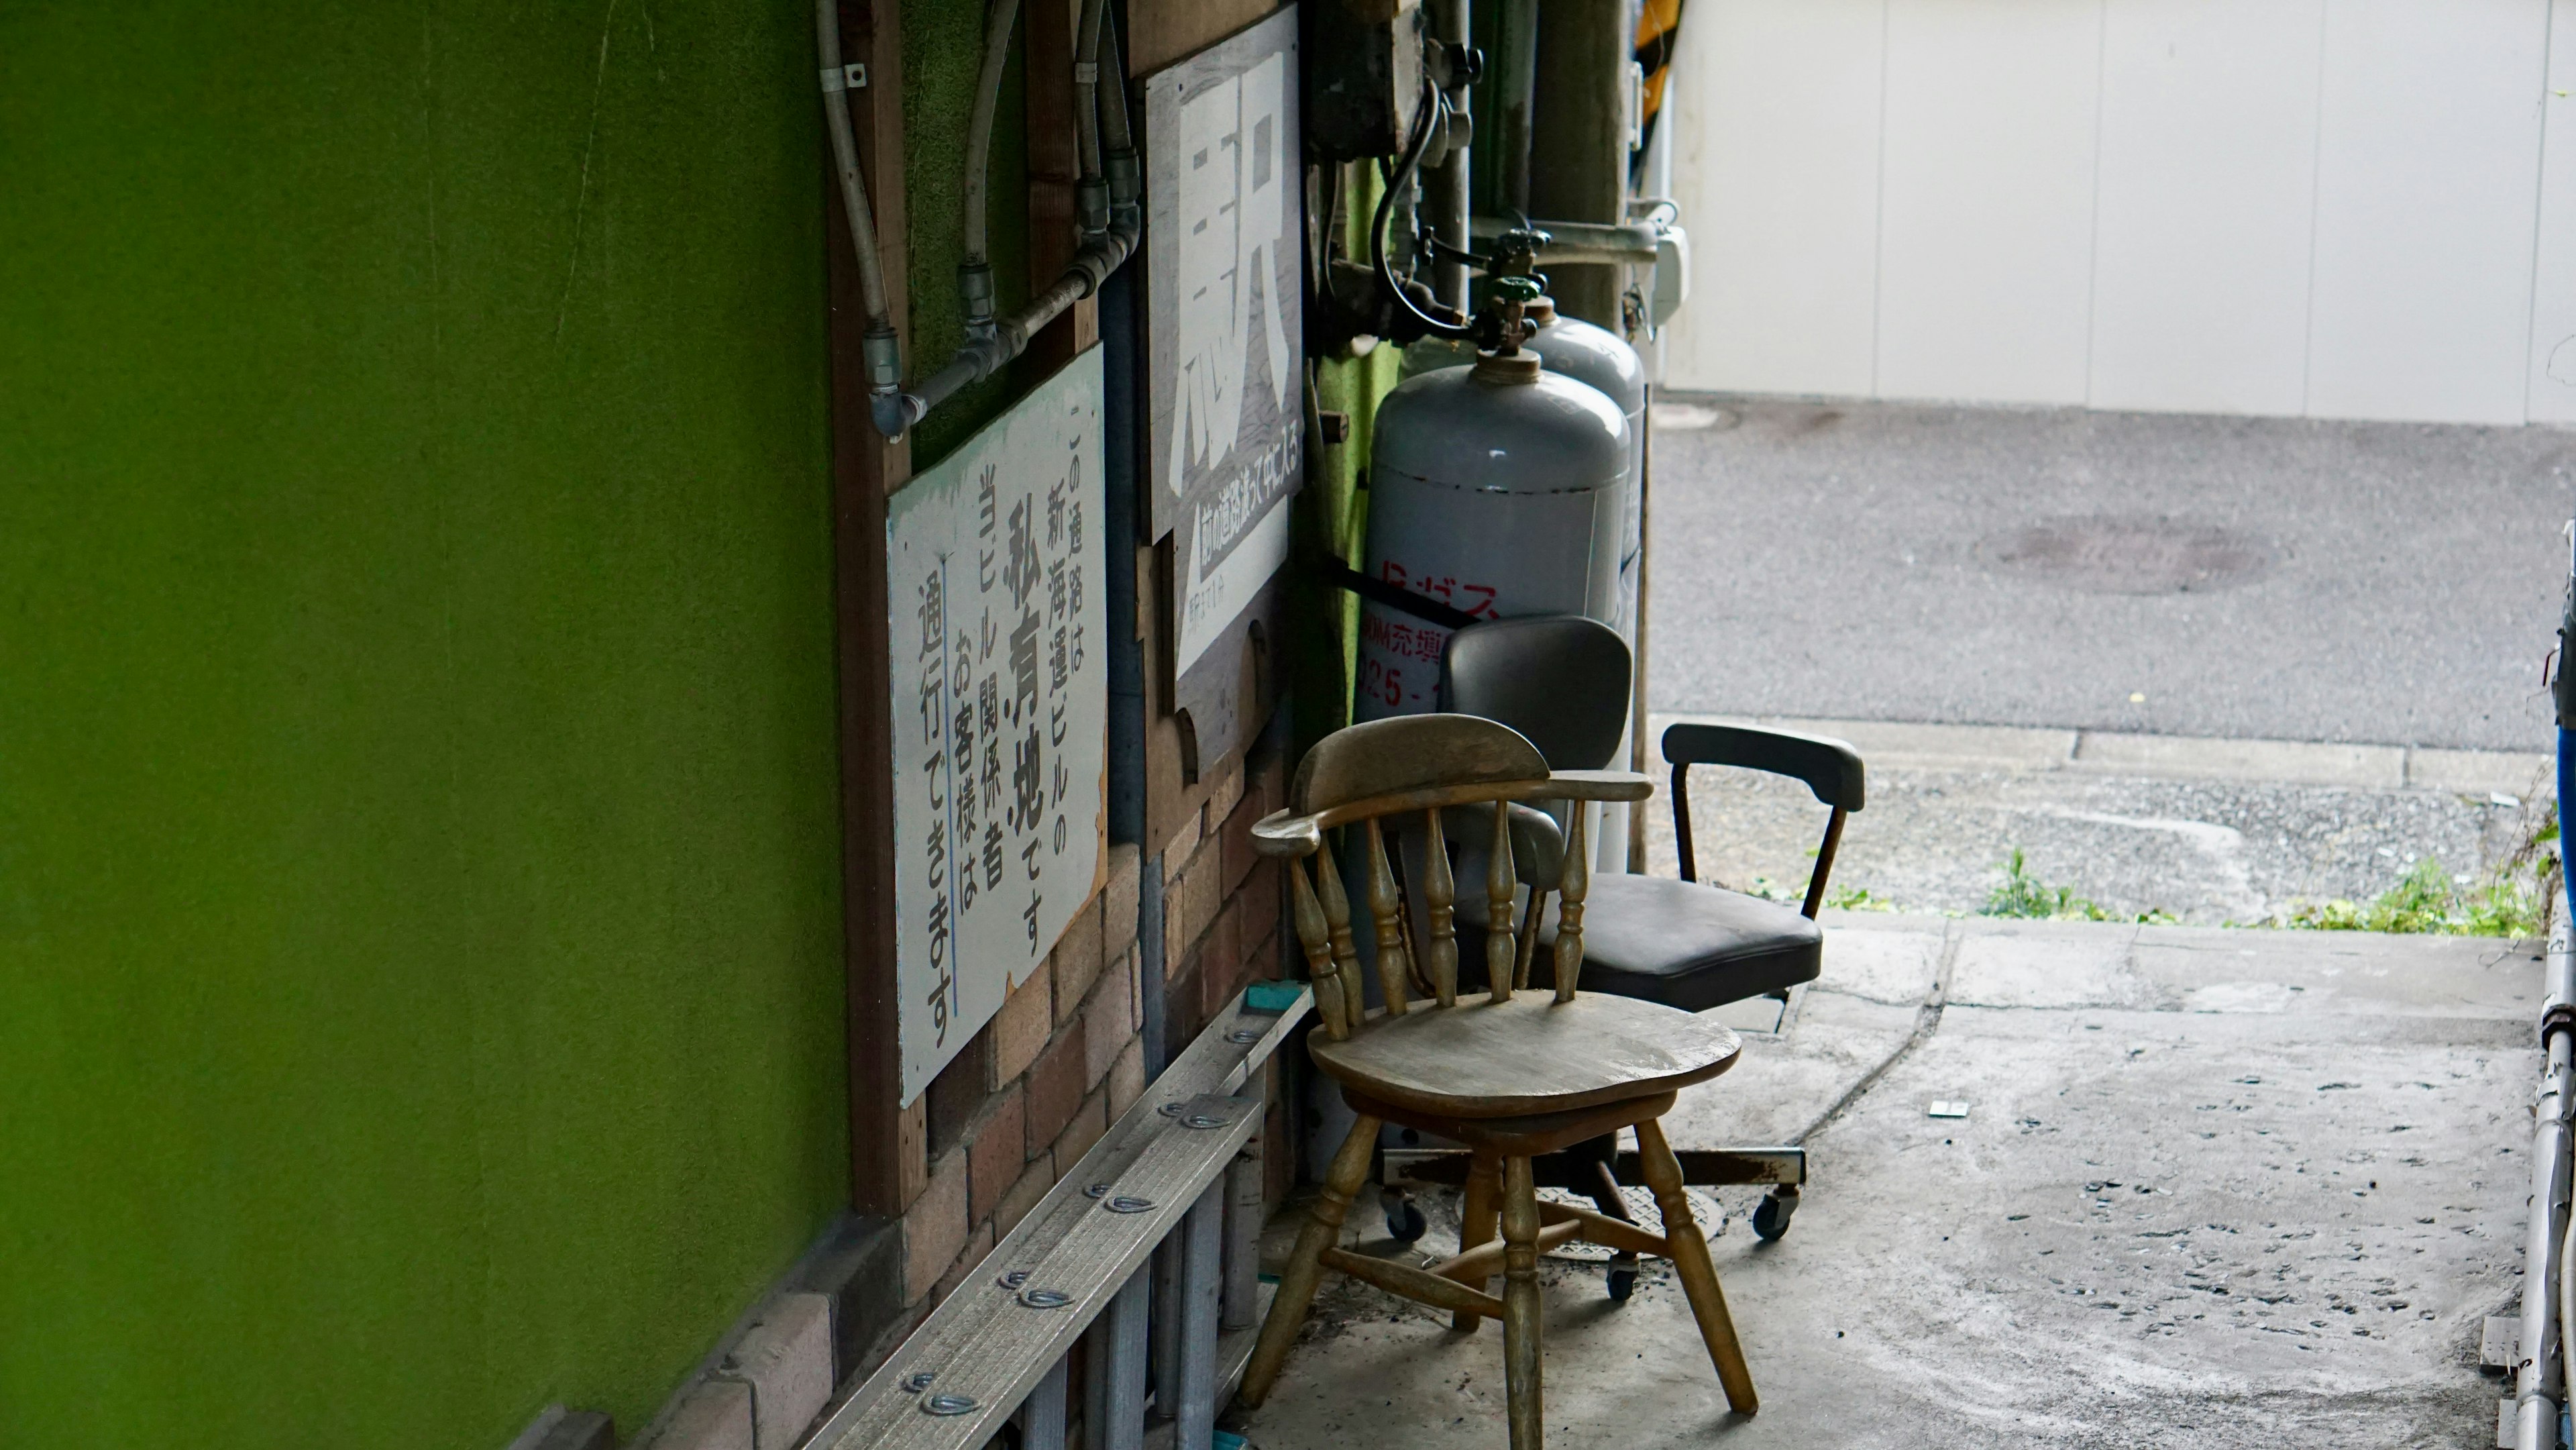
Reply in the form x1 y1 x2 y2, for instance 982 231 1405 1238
1356 348 1629 723
1402 297 1646 635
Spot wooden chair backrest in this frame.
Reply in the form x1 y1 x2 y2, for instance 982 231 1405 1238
1254 715 1650 1039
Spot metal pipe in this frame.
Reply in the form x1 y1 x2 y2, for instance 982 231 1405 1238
1427 0 1473 311
1018 1353 1069 1450
1493 0 1538 215
1175 1180 1226 1450
2517 916 2575 1449
959 0 1024 342
1222 1151 1265 1331
1470 215 1663 265
814 0 904 431
1083 1265 1149 1450
879 0 1140 438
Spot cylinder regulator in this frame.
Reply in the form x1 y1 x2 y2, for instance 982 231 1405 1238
1356 287 1631 722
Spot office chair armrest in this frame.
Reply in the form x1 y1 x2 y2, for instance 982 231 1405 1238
1660 723 1865 811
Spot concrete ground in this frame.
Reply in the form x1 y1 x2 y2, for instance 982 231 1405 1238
1236 915 2541 1449
1639 716 2557 925
1645 397 2573 752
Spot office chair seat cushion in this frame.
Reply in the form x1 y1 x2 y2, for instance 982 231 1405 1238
1555 874 1823 1013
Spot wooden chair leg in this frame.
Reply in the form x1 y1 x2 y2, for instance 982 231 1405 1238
1635 1117 1758 1415
1238 1112 1381 1407
1452 1152 1502 1332
1501 1155 1546 1450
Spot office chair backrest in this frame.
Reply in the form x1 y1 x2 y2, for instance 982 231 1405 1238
1439 615 1632 771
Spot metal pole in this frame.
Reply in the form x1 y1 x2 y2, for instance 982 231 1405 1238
1084 1266 1150 1450
1428 0 1474 313
2518 917 2575 1449
1020 1353 1070 1450
1176 1180 1227 1450
1222 1150 1265 1331
1493 0 1537 216
1148 1235 1183 1416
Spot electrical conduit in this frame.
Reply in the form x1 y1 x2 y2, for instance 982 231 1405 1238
815 0 906 437
887 0 1139 438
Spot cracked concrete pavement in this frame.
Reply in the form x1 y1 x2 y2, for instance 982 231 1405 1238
1238 915 2539 1449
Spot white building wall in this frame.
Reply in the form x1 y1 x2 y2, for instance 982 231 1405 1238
1664 0 2570 425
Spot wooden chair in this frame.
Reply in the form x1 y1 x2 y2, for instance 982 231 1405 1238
1234 715 1760 1446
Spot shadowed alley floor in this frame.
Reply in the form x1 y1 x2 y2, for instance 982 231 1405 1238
1238 915 2536 1448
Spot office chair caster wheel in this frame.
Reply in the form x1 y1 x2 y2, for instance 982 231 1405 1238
1605 1256 1638 1303
1387 1198 1428 1243
1752 1189 1797 1241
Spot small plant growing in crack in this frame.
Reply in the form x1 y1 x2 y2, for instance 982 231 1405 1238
2285 803 2559 936
1982 848 2176 923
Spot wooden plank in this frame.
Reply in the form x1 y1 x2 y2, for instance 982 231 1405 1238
828 0 916 1216
812 983 1311 1450
1024 0 1098 373
820 1093 1261 1450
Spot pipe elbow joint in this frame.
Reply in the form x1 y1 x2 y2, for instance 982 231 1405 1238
869 387 914 440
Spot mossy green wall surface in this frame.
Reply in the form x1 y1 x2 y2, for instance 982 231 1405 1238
0 4 848 1447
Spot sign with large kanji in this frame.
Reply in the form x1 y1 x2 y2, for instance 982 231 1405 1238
888 350 1108 1104
1145 6 1303 764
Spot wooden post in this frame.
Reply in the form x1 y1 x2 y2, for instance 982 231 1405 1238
827 0 916 1218
1501 1155 1546 1450
1024 0 1099 371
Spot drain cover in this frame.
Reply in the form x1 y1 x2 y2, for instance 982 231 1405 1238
1979 515 2273 595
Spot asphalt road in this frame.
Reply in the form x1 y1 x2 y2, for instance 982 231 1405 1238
1646 397 2576 752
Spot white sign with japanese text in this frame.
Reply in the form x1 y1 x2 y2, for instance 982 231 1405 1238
1146 7 1303 681
888 350 1108 1104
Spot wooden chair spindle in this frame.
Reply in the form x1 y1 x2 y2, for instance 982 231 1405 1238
1422 807 1458 1006
1485 800 1516 1004
1289 858 1349 1039
1312 834 1365 1029
1364 818 1411 1016
1552 807 1589 1002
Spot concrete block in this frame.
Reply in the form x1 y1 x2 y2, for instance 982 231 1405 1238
1205 754 1246 828
928 1223 995 1311
505 1406 614 1450
1236 858 1282 960
1108 1035 1146 1117
1051 897 1107 1027
966 1086 1027 1226
655 1380 753 1450
989 959 1054 1086
904 1148 969 1302
994 1150 1057 1239
1817 923 1943 1006
723 1292 834 1449
792 1214 903 1384
1085 949 1137 1088
1163 809 1204 882
1024 1025 1088 1151
1052 1089 1109 1170
1166 849 1225 966
1104 843 1143 958
1947 920 2155 1011
2408 746 2553 800
2072 731 2404 788
1219 792 1265 898
896 1096 929 1210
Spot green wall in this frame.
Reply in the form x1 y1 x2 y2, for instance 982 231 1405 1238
0 3 850 1447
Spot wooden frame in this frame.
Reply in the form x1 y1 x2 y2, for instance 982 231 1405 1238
826 0 913 1217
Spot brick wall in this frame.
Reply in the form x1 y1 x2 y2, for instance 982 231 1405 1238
865 731 1293 1369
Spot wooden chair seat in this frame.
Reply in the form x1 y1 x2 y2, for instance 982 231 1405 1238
1308 992 1739 1119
